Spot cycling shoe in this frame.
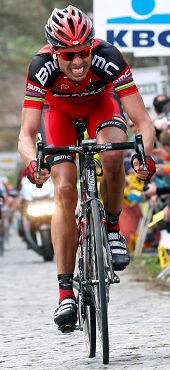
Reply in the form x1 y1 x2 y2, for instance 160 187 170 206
108 231 130 271
54 298 77 333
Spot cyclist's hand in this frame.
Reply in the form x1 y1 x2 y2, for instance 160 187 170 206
27 160 50 185
131 155 156 181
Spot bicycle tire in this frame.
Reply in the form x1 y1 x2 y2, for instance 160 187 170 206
90 199 109 364
84 304 96 358
83 211 96 358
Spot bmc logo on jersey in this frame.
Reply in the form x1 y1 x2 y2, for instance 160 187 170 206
35 60 57 86
92 54 119 76
27 82 46 94
114 68 131 85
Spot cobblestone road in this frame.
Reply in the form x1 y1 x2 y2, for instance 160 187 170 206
1 231 170 370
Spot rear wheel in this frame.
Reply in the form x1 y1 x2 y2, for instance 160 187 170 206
90 199 109 365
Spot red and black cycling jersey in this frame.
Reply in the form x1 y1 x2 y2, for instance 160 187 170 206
24 39 138 110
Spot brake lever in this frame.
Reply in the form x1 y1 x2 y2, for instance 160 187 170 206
36 141 45 188
135 134 147 171
135 134 150 189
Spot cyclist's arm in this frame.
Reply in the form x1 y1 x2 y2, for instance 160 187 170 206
18 49 56 166
18 107 42 166
120 92 155 155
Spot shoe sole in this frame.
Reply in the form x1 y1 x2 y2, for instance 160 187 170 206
59 323 76 333
113 266 126 271
113 260 130 271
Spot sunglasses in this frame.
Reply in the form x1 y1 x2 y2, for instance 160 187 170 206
53 45 93 61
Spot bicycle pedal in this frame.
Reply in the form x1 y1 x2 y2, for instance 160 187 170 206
59 323 76 334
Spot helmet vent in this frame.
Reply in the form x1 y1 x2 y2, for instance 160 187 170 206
78 12 82 24
80 24 86 38
68 18 75 36
57 29 69 41
53 14 60 24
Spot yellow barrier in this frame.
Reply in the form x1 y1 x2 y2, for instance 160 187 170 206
128 233 138 255
158 245 170 269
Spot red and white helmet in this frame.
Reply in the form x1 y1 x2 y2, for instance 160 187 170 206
45 5 94 48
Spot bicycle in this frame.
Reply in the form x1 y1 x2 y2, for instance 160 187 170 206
36 120 147 365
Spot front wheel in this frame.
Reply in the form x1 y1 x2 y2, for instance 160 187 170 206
90 199 109 365
77 217 96 359
84 304 96 358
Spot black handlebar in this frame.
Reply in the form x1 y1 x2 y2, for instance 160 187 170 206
36 133 147 181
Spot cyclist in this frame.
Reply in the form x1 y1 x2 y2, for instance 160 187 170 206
18 5 155 333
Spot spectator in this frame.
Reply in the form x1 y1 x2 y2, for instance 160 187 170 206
154 130 170 176
152 94 170 141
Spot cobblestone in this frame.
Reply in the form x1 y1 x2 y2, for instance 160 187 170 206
0 231 170 369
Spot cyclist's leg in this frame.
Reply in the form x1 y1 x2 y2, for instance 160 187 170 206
43 108 78 330
87 93 130 270
97 127 130 271
87 92 127 215
50 162 78 275
51 162 78 331
97 126 126 215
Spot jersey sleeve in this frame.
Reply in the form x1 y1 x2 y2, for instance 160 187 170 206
108 47 139 98
23 53 59 110
24 79 47 110
91 41 138 99
113 63 138 99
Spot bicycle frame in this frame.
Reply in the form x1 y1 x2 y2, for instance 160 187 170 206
76 139 117 284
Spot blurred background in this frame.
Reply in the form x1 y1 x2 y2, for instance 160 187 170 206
1 6 170 365
0 0 92 183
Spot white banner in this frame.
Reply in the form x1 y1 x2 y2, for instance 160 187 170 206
0 152 20 175
93 0 170 56
131 66 170 108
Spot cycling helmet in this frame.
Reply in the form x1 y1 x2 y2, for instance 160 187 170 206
45 5 94 48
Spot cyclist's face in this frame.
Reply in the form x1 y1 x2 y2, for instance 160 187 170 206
53 43 92 81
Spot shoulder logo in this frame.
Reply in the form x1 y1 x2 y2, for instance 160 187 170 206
92 54 119 76
35 61 57 86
